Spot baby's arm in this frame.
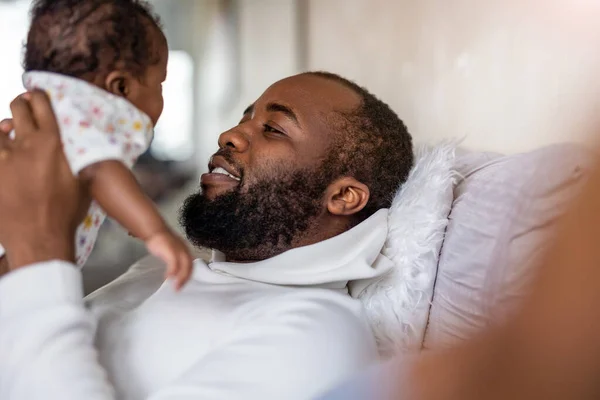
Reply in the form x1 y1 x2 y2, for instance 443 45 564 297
80 160 192 288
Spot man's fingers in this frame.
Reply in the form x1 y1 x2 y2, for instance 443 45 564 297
28 90 59 137
0 131 11 147
0 117 14 154
0 119 14 134
0 134 12 160
10 95 37 136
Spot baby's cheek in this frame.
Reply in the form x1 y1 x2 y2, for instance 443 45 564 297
154 96 165 123
146 93 164 126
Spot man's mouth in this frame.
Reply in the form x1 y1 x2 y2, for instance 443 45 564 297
208 155 241 179
201 155 242 191
209 167 240 181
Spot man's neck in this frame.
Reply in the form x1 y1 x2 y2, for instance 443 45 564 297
222 214 351 263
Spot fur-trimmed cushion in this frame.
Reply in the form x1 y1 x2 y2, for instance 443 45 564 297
359 143 457 357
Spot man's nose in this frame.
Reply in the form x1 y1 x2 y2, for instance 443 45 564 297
218 128 249 152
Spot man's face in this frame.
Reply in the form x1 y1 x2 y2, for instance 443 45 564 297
180 74 361 261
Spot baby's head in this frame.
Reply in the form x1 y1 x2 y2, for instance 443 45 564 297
24 0 168 126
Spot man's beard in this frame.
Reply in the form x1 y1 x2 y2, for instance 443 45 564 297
179 163 335 262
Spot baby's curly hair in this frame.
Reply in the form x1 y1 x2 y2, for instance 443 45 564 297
24 0 164 81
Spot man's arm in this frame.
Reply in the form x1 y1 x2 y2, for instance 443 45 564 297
0 262 116 399
0 92 117 399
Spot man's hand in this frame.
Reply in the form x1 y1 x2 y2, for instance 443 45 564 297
0 91 89 270
0 118 12 134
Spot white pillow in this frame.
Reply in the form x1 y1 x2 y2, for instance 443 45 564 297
359 143 457 357
424 144 591 349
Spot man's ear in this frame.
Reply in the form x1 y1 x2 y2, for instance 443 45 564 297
325 177 370 217
105 71 134 98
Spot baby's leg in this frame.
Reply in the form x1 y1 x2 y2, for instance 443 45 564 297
81 160 193 288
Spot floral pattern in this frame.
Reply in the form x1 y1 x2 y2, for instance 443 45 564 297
23 71 154 267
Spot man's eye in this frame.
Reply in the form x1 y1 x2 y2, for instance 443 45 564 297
264 124 283 134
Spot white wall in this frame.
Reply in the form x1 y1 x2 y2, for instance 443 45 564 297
196 0 300 171
0 0 31 118
4 0 600 158
307 0 600 153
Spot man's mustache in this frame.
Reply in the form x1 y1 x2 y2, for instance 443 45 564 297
211 149 244 177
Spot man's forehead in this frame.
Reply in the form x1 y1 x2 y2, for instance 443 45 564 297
251 74 361 115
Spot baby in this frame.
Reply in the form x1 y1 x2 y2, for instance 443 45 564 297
0 0 193 288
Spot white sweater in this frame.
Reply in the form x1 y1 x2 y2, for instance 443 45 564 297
0 210 393 400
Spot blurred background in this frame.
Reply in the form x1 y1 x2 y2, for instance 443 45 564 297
1 0 600 293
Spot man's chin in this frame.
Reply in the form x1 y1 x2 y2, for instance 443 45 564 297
201 184 238 200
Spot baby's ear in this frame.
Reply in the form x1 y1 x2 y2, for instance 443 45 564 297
105 71 132 98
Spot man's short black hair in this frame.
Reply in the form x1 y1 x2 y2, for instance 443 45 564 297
24 0 164 80
306 71 414 225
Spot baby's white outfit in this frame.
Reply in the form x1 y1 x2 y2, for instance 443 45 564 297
0 71 154 266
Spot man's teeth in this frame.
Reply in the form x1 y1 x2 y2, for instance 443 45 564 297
212 167 240 181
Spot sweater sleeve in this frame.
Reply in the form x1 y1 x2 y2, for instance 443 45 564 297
0 262 116 400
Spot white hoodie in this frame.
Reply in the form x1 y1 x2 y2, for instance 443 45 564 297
0 209 393 400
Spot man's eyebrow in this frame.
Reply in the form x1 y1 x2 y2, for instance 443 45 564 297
266 102 300 128
242 104 254 116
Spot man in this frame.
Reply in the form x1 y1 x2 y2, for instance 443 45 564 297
0 72 413 399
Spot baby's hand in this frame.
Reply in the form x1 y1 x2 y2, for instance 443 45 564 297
146 230 193 291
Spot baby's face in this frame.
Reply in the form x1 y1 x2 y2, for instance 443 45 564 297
129 41 168 126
